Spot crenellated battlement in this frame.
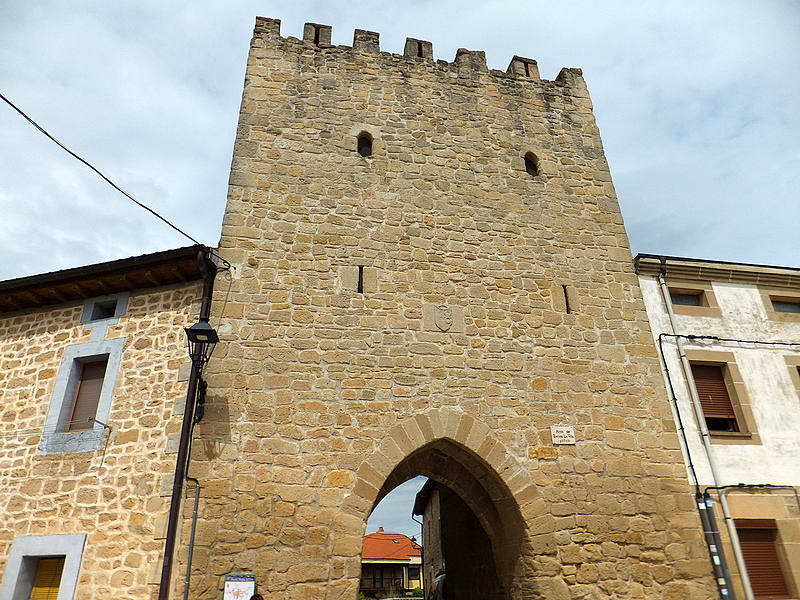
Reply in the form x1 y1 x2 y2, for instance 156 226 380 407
253 16 585 91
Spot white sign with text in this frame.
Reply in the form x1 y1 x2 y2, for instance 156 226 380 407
551 425 576 445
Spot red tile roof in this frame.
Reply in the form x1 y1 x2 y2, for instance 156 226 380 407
362 527 421 561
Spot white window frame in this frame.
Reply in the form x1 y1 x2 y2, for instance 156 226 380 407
40 337 124 454
0 534 86 600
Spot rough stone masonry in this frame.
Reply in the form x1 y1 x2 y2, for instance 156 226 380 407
185 17 717 600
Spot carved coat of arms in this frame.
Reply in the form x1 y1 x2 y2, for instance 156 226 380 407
434 305 453 331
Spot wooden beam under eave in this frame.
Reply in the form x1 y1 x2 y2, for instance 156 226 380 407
145 270 162 286
49 287 67 303
171 266 188 282
72 283 90 298
25 291 45 305
97 279 113 294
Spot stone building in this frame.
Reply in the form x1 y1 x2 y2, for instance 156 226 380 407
636 254 800 600
0 245 215 599
182 17 717 600
413 477 503 598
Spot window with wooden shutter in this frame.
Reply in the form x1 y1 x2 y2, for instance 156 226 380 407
735 520 792 599
689 363 739 432
29 556 65 600
67 359 107 431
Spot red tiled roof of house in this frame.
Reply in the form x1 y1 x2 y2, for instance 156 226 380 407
362 527 422 561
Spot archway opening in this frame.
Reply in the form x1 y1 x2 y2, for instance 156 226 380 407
361 439 525 600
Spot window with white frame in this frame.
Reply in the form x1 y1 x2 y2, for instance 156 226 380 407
40 338 124 454
0 534 86 600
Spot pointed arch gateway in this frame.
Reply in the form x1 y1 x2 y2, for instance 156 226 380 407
347 408 542 600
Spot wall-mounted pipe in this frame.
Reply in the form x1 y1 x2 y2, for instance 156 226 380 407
183 477 202 600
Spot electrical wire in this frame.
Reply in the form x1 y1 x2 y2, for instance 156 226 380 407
0 92 216 253
660 332 800 349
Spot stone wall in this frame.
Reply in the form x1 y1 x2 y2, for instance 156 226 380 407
0 284 201 599
189 17 717 600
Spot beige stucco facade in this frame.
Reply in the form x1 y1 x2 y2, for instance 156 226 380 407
182 18 717 600
636 255 800 599
0 252 205 600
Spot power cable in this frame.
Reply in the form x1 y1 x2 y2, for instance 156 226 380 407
0 92 219 256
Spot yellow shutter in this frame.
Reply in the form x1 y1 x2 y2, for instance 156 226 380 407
30 557 65 600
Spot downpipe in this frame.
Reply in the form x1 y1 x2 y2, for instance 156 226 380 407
655 260 752 600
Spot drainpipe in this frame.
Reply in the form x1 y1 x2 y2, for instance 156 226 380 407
182 477 202 600
655 258 753 600
158 248 216 600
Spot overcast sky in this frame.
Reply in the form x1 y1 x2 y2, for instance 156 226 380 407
1 1 799 283
1 0 797 541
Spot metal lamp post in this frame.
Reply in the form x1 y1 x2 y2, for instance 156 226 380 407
158 318 218 600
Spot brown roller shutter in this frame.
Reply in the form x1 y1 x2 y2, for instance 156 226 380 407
68 359 107 431
30 557 65 600
735 520 791 599
690 364 736 418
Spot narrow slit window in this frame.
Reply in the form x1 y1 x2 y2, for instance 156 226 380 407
562 285 571 314
524 152 539 177
68 359 108 431
357 134 373 157
313 25 321 45
357 266 365 294
417 41 424 58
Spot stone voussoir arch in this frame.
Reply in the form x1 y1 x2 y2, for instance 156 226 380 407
334 407 555 600
340 406 549 544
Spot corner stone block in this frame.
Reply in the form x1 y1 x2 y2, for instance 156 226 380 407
338 266 358 293
147 561 161 584
353 29 380 53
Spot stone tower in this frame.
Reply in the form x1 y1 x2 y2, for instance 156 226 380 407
187 17 715 600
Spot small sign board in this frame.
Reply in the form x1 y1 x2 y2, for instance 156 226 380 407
551 425 576 445
223 574 256 600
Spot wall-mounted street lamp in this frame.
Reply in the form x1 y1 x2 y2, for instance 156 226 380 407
185 319 219 367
